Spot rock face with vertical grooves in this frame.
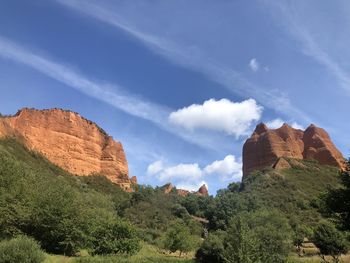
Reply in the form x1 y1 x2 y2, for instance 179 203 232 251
0 108 133 191
242 123 344 179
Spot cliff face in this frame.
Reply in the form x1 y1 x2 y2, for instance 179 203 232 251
243 123 344 178
0 108 133 191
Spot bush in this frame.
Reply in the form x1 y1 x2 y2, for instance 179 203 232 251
0 235 45 263
89 216 141 255
197 210 293 263
195 231 225 263
313 221 348 263
162 222 198 256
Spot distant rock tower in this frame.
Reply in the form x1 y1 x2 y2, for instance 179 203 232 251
242 123 344 179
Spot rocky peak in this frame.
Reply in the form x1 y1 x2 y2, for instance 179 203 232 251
196 184 209 196
243 123 344 178
0 108 133 191
254 123 268 135
161 183 209 197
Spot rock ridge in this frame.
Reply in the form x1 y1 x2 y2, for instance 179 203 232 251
243 123 344 178
0 108 133 191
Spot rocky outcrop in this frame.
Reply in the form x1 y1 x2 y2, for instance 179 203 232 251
273 157 291 170
243 123 344 178
0 108 133 191
161 183 209 197
196 184 209 196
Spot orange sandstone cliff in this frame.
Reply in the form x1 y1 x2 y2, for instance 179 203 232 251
242 123 344 178
0 108 133 191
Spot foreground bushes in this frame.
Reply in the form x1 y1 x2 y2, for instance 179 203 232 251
0 236 45 263
196 210 293 263
0 140 140 256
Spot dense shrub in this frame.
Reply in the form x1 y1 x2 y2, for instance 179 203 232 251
0 235 45 263
313 221 348 263
195 231 225 263
197 210 293 263
89 216 140 255
162 221 199 256
321 159 350 231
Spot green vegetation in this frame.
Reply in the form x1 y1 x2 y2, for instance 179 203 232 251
0 235 45 263
0 139 200 262
162 221 199 256
0 139 140 256
320 160 350 231
0 138 349 262
313 221 348 263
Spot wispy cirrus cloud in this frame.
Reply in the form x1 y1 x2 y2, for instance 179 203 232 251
268 1 350 94
54 0 311 123
0 36 234 151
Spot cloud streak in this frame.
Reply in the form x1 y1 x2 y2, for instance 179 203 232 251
55 0 311 123
270 1 350 94
0 36 230 151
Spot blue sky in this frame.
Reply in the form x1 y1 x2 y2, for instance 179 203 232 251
0 0 349 194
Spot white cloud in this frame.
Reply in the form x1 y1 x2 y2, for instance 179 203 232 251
291 122 304 130
266 118 304 130
169 98 263 137
204 155 242 182
249 58 259 72
147 154 242 191
146 160 164 176
266 118 284 129
158 163 203 182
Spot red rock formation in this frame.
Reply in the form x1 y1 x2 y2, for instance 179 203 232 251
130 176 137 185
0 108 133 191
196 184 209 196
243 123 344 178
161 183 208 197
273 157 291 170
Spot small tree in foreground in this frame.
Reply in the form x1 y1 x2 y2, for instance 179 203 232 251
313 221 348 263
162 222 197 256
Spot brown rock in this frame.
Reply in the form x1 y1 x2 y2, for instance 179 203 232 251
162 183 209 197
130 176 137 185
273 158 291 170
243 123 344 178
196 184 209 196
0 108 133 191
162 183 175 194
176 189 190 197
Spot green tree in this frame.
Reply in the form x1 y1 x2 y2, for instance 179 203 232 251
222 215 259 263
313 221 348 263
163 222 198 256
88 215 140 255
322 159 350 231
195 231 225 263
201 210 293 263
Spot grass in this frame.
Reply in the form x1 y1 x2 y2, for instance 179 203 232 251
288 254 350 263
44 244 195 263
